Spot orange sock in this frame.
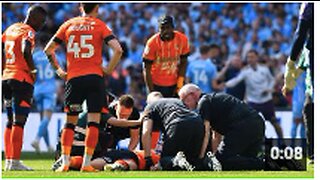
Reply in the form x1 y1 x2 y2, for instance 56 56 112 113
11 125 23 160
70 156 83 170
61 128 74 155
4 127 12 159
84 125 98 155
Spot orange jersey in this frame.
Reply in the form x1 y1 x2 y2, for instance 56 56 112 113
54 16 113 80
135 150 160 170
143 31 189 86
2 23 36 84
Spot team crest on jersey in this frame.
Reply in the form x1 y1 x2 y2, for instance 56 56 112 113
28 31 34 39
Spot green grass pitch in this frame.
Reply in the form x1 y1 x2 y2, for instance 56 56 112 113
2 152 314 178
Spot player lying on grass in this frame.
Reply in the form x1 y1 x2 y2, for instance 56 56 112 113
53 145 218 171
53 149 160 171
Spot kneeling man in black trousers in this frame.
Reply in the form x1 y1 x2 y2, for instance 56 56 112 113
179 84 265 170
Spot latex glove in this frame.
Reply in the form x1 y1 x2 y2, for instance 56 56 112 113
282 58 304 96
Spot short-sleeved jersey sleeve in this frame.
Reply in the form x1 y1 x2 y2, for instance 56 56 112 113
22 29 36 51
103 113 115 125
143 102 163 131
198 96 212 121
142 103 157 121
142 38 157 61
101 23 114 42
24 29 35 43
129 107 141 120
128 108 141 129
180 34 190 56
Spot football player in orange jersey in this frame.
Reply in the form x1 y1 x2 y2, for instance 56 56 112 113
52 149 160 171
2 5 47 171
143 15 190 98
142 15 189 154
44 3 123 172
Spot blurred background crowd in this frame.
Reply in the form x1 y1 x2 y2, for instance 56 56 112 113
2 3 300 111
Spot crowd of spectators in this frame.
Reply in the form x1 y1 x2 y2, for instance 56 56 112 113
2 3 300 111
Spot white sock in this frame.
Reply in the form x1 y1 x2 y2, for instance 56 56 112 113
35 138 40 143
82 154 92 167
5 159 12 165
61 155 70 166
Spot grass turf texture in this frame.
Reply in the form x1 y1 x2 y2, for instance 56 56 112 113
2 152 314 178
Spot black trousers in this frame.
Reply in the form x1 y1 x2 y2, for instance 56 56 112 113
160 120 204 170
303 95 313 159
216 114 265 170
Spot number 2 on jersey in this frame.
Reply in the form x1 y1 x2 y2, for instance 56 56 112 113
67 35 94 59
